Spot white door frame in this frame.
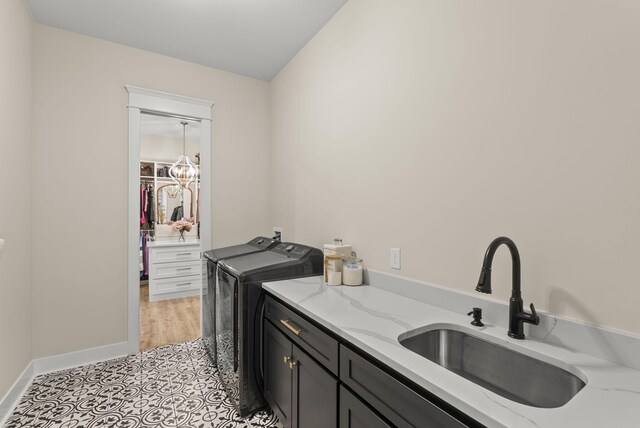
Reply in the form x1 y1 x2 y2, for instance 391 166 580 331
126 85 213 354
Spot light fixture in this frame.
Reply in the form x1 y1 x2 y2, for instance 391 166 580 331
169 121 199 189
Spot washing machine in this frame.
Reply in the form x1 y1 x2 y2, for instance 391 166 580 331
202 236 278 365
215 241 324 416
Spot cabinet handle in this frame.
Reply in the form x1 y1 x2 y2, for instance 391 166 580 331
177 267 192 271
176 282 191 287
288 360 297 370
176 252 191 256
283 356 291 365
280 319 302 336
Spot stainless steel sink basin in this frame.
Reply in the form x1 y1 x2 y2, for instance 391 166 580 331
399 327 586 408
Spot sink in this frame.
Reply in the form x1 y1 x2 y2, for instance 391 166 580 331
399 327 586 408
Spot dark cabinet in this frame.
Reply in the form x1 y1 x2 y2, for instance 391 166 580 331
262 294 478 428
340 346 469 428
264 319 338 428
340 385 391 428
292 343 338 428
264 320 293 426
264 295 339 375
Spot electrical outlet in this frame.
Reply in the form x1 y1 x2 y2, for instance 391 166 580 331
272 227 283 241
390 247 401 269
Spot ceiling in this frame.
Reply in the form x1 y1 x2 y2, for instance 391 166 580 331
24 0 348 81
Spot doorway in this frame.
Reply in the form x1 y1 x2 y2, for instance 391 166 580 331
126 86 213 354
139 114 202 350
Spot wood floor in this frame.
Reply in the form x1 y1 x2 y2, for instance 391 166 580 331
139 284 200 351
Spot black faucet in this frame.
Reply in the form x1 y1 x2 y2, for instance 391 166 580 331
476 237 540 339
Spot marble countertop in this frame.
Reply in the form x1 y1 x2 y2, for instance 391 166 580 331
262 276 640 428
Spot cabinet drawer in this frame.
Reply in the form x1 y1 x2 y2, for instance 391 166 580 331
151 274 201 295
340 385 391 428
340 346 468 428
150 260 202 280
265 295 339 376
151 246 200 263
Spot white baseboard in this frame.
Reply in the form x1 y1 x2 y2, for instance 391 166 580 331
0 341 131 426
33 342 131 375
0 361 34 427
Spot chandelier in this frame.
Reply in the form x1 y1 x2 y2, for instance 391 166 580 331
169 121 199 189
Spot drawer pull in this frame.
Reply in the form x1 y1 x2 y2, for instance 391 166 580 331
280 319 302 336
288 360 297 370
176 267 192 271
176 282 192 287
283 356 291 364
176 252 192 256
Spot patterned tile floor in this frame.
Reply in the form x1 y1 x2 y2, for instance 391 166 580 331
4 340 282 428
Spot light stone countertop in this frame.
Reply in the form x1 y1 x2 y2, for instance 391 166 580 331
262 275 640 428
147 239 200 248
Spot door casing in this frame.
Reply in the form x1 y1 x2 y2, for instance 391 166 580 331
126 85 213 354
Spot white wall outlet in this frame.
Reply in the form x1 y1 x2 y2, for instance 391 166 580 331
0 239 5 259
390 247 401 269
272 227 283 241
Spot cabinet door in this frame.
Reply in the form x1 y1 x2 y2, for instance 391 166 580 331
340 386 391 428
340 346 468 428
264 321 293 427
292 344 338 428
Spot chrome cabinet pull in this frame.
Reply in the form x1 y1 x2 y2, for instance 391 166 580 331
176 282 191 286
177 267 192 271
283 356 291 365
176 252 191 256
280 319 302 336
288 360 297 370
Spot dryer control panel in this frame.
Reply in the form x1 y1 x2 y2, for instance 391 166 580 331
248 236 277 249
271 242 312 259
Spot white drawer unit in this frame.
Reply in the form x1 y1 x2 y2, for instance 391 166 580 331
152 247 201 263
148 241 202 301
152 275 201 296
151 260 202 280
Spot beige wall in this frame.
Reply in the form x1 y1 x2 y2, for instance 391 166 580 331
3 0 638 393
0 0 33 399
140 135 199 163
270 0 640 334
31 25 271 358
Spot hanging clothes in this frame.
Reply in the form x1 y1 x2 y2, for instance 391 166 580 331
147 184 155 225
144 233 150 276
140 183 147 225
139 234 144 272
140 232 149 280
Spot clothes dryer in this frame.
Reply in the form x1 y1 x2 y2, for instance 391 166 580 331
202 237 278 364
216 242 323 416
